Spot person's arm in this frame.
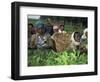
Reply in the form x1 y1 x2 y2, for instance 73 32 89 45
29 34 36 48
46 34 54 48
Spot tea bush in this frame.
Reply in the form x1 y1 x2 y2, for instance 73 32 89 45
28 48 87 66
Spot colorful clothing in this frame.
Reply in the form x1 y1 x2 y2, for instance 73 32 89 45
30 33 53 48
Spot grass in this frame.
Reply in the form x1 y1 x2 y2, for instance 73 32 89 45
28 48 88 66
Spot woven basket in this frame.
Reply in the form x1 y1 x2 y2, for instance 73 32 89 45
52 32 71 52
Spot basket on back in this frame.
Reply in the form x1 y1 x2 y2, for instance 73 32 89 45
51 32 71 52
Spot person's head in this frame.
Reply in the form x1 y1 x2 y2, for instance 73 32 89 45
28 23 33 32
59 25 64 31
35 20 45 34
71 32 82 46
81 28 88 39
73 32 82 42
53 25 59 33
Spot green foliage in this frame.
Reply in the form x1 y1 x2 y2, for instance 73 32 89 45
28 19 38 25
28 49 88 66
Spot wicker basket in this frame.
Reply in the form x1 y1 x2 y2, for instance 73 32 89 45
51 32 71 52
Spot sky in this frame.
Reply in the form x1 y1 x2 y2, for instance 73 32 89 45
28 15 40 19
